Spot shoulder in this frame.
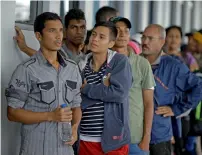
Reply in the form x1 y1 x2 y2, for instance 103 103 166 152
113 52 128 62
161 55 189 73
22 56 37 68
161 55 182 65
64 57 77 66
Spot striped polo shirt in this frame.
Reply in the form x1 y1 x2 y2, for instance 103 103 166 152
80 57 107 141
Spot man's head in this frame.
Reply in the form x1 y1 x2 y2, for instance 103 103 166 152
95 6 118 24
193 29 202 53
64 9 86 46
89 21 117 54
109 16 131 48
34 12 63 51
141 24 166 56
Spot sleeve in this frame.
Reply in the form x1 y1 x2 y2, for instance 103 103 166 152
5 65 30 109
71 65 82 108
140 58 156 89
81 55 133 103
171 62 202 117
187 52 197 65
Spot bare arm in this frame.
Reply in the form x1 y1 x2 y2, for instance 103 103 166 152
139 89 154 151
71 107 82 129
14 26 37 56
7 106 72 124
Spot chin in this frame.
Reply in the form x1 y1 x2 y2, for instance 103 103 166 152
142 51 151 55
74 41 83 45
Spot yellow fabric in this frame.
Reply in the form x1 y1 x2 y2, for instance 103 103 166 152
193 32 202 44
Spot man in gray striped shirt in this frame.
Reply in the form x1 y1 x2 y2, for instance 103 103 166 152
5 12 82 155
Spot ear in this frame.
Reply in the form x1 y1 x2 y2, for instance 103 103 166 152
108 40 115 49
35 32 42 42
161 39 166 48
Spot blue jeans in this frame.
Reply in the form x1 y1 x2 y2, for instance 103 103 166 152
129 144 149 155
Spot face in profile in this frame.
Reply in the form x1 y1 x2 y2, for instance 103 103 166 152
141 26 165 56
37 19 63 52
66 19 86 46
89 26 114 53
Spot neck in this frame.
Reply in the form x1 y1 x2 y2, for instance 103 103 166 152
92 51 108 72
41 47 59 70
144 51 162 64
113 46 129 56
167 48 179 55
65 41 80 54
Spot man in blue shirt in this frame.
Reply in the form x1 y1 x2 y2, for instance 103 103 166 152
141 24 202 155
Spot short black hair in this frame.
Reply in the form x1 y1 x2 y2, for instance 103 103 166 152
93 21 118 41
166 25 183 38
64 8 85 28
34 12 62 34
95 6 117 24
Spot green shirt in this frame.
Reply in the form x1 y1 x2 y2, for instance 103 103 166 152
128 51 155 144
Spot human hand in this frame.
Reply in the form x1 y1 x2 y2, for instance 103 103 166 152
13 26 28 51
51 107 72 122
155 106 174 117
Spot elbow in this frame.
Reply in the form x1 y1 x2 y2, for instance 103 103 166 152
7 107 16 122
112 92 128 103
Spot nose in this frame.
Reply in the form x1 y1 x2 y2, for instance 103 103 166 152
141 37 149 45
119 30 125 37
56 30 63 40
91 35 99 42
77 27 84 34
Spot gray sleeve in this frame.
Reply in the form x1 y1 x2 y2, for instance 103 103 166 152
5 64 30 109
71 66 82 108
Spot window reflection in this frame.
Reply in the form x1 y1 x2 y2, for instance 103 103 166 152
15 0 31 23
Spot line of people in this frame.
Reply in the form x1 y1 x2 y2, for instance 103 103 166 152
6 6 202 155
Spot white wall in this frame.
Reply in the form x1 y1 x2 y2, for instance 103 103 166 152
1 1 39 155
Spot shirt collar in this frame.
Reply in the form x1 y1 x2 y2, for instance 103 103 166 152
36 49 67 67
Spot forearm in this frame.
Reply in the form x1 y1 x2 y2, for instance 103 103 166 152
142 90 154 141
71 107 82 129
142 103 153 140
82 83 127 103
7 106 52 124
21 46 37 56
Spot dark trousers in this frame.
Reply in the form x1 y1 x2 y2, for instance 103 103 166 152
150 141 172 155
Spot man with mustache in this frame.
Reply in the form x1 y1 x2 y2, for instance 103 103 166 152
14 8 87 71
110 16 155 155
141 24 202 155
5 12 82 155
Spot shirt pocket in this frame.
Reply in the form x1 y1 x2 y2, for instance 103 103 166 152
64 80 77 104
38 81 56 105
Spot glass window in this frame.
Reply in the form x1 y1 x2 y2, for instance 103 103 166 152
15 0 31 23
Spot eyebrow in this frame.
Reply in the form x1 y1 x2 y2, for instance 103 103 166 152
116 26 129 29
48 27 63 30
69 24 86 27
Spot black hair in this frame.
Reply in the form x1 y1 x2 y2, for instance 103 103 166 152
93 21 118 41
34 12 62 34
64 8 85 28
95 6 117 24
166 25 183 38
